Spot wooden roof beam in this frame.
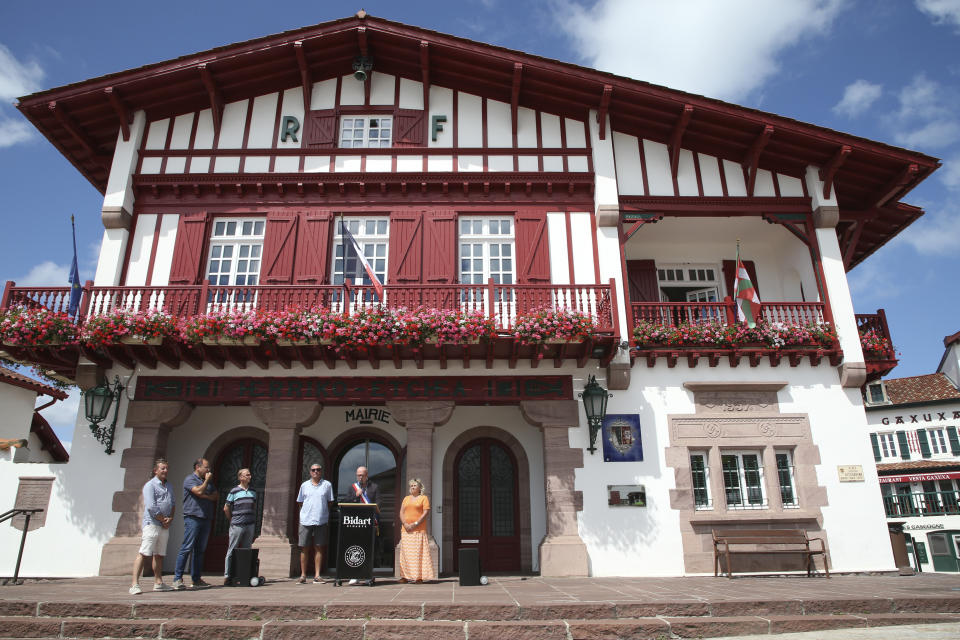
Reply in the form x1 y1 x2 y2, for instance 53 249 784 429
294 41 312 112
104 87 130 142
742 124 774 196
357 26 369 58
47 101 100 157
818 145 851 200
198 64 223 133
669 104 694 177
874 163 919 208
420 40 430 114
597 85 613 140
842 219 866 269
511 63 523 147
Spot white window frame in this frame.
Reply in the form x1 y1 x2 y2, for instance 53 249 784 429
339 115 393 148
866 382 888 405
458 216 516 287
720 450 767 509
928 428 948 455
690 452 712 510
205 218 266 310
878 432 898 458
332 217 389 293
775 450 798 508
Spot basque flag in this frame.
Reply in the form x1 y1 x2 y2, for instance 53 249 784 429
342 224 384 301
733 242 761 328
67 215 82 319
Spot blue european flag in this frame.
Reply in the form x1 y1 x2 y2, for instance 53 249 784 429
68 215 82 319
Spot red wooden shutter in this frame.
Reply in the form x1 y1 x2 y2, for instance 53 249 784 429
387 211 424 283
393 110 425 147
626 260 659 302
261 211 299 284
305 109 338 148
294 210 333 284
515 210 551 283
722 260 761 298
423 210 458 283
168 212 209 285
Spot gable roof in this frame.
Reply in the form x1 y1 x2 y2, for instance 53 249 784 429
880 373 960 406
17 13 938 268
0 365 69 400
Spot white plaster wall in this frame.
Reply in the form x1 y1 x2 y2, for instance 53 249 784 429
458 92 482 147
676 150 697 196
815 226 864 361
0 384 38 440
547 212 570 286
311 79 337 110
487 99 511 148
103 110 146 214
570 213 594 285
643 139 674 196
588 110 618 214
723 159 747 196
150 214 180 286
339 75 364 106
194 110 215 149
278 87 304 150
93 228 130 287
699 153 723 196
169 114 193 149
247 93 279 148
516 107 537 148
942 344 960 387
304 156 330 172
124 214 157 287
612 132 644 196
428 87 453 148
217 101 248 149
369 72 395 105
778 174 804 197
398 78 423 110
754 169 776 196
565 119 586 148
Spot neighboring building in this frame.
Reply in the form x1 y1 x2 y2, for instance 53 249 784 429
0 365 69 464
0 13 939 578
865 333 960 573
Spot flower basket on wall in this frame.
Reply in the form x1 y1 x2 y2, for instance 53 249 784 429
512 308 595 346
0 307 79 347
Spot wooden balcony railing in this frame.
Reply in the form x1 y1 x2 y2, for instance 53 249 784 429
855 309 896 360
1 279 619 336
883 491 960 518
631 299 826 329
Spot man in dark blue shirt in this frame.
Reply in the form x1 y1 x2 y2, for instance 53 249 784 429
173 458 219 590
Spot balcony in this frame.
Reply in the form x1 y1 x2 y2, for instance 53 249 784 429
628 299 843 368
0 280 620 382
856 310 898 381
884 491 960 518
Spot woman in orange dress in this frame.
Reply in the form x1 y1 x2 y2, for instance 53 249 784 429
398 478 435 583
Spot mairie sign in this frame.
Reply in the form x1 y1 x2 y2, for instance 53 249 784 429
136 375 572 404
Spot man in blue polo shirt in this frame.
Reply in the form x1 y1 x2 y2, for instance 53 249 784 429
173 458 219 590
223 467 257 585
296 462 334 583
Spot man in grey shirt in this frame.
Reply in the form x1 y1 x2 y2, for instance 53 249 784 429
130 458 175 595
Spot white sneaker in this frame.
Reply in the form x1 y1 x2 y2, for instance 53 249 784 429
172 579 186 590
153 583 173 592
348 578 358 585
128 584 142 595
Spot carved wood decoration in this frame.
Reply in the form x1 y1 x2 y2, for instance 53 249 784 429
597 85 612 140
743 124 774 196
198 64 223 134
874 163 919 209
48 101 99 157
669 104 694 177
104 87 130 142
818 145 851 200
294 41 312 112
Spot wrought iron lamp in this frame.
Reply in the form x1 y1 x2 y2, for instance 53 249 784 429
83 376 124 455
579 375 611 454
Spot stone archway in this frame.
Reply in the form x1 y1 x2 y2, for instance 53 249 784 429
441 426 532 573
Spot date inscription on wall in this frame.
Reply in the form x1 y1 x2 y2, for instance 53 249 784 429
136 375 572 404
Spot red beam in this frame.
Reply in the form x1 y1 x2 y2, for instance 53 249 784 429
818 145 851 200
597 85 613 140
294 41 312 112
511 63 523 147
874 163 919 208
198 64 223 133
357 26 369 58
104 87 130 142
48 101 99 157
420 40 430 114
742 124 774 196
669 104 694 177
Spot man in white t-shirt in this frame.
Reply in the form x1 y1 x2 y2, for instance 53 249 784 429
130 459 175 595
296 462 334 584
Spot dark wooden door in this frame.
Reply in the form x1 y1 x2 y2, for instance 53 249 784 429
454 439 520 572
204 439 267 572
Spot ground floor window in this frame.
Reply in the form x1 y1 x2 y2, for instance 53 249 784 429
690 453 711 509
721 451 766 509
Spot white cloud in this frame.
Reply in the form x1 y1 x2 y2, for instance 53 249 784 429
941 153 960 190
896 74 949 120
18 261 70 286
0 43 44 100
897 203 960 254
893 119 960 148
37 390 79 453
0 116 33 147
916 0 960 31
832 80 883 117
848 259 902 301
885 73 960 150
551 0 846 102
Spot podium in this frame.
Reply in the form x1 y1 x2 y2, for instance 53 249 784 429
335 503 379 586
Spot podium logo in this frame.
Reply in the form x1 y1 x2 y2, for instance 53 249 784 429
343 516 372 526
344 545 366 568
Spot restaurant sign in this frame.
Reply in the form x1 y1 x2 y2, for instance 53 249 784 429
879 471 960 484
136 375 572 404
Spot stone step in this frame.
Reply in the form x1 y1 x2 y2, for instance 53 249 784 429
3 613 960 639
4 596 960 621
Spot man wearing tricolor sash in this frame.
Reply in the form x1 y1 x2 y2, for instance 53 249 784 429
348 466 380 584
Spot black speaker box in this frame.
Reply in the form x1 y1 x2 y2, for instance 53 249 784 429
458 548 481 586
229 548 260 586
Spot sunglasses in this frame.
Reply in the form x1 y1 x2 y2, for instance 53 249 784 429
310 468 322 472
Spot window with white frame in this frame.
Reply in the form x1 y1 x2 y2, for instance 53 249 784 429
721 451 766 509
332 217 389 289
878 432 898 458
690 453 712 509
775 451 798 507
459 217 515 292
657 264 721 303
206 218 265 287
928 428 949 454
339 116 392 148
866 382 887 405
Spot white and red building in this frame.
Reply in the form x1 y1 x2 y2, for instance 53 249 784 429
0 13 939 578
865 332 960 573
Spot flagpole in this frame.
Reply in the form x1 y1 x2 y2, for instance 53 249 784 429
339 212 346 312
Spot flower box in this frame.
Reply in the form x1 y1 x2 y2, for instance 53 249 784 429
202 336 260 346
276 338 331 346
545 338 585 345
119 336 163 346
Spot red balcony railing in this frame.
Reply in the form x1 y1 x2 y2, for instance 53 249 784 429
1 279 619 336
631 300 826 329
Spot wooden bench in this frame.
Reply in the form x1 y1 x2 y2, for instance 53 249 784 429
712 529 829 578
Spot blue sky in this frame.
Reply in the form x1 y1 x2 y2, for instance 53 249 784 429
1 0 959 447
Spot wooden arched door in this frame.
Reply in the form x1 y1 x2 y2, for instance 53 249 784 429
204 438 268 572
454 439 521 572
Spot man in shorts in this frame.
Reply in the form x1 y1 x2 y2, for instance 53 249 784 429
130 458 175 595
296 462 334 583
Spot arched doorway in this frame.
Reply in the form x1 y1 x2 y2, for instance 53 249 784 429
454 438 521 572
204 437 268 572
329 435 400 572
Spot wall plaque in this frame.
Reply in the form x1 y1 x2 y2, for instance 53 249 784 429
12 477 54 531
602 414 643 462
837 465 864 482
607 484 646 507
